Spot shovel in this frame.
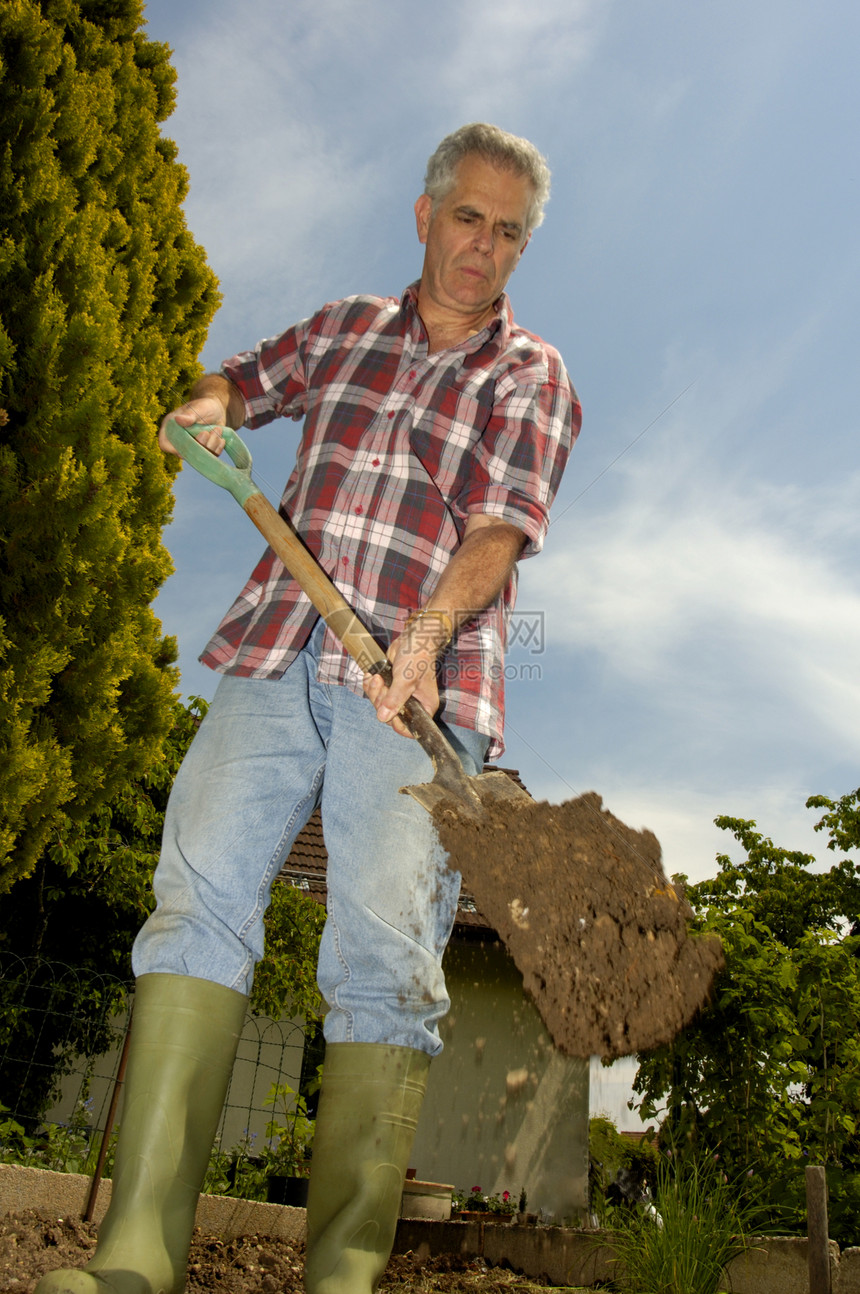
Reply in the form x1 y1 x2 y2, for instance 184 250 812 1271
165 418 724 1059
163 418 527 819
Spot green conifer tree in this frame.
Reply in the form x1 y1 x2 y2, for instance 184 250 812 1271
0 0 220 892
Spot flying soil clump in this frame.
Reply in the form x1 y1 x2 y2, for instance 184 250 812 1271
433 791 724 1060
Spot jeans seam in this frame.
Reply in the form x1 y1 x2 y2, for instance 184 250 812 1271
325 891 354 1042
235 762 326 947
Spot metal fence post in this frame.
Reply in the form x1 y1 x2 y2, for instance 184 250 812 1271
83 1004 133 1223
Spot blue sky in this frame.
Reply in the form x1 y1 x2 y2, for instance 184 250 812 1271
144 0 859 906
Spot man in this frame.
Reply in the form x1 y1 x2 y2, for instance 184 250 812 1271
37 123 579 1294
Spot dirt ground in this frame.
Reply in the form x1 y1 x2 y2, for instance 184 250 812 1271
0 1211 586 1293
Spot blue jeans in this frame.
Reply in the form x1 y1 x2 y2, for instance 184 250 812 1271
133 622 489 1055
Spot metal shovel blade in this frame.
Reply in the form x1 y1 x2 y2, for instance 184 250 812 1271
392 694 534 817
402 767 533 817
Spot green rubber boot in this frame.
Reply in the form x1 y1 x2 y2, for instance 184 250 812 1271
36 973 247 1294
304 1042 431 1294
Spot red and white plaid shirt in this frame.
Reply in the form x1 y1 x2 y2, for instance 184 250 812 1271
201 284 579 756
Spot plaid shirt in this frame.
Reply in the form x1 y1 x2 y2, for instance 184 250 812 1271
202 283 579 756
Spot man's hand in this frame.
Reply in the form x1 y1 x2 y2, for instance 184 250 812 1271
158 397 227 457
362 625 443 738
157 375 244 457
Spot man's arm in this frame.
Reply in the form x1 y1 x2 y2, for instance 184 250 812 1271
157 374 246 458
363 514 526 734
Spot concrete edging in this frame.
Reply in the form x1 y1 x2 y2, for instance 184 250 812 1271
0 1163 306 1245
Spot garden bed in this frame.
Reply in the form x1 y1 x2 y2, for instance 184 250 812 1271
0 1209 577 1294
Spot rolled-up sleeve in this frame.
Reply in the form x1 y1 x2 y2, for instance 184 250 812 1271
452 351 581 557
221 316 314 428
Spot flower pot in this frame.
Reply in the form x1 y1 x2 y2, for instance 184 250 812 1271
266 1174 310 1207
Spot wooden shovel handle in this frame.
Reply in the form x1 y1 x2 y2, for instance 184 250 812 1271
244 493 387 676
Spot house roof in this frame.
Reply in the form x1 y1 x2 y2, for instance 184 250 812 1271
618 1130 657 1145
278 765 529 936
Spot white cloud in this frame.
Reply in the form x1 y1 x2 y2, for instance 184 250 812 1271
528 326 860 760
163 7 384 305
428 0 608 122
547 471 859 723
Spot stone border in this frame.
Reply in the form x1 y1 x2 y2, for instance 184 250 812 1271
0 1163 306 1245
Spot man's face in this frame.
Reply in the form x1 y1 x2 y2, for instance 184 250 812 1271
414 154 533 321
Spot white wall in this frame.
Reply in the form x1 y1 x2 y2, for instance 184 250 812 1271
412 939 590 1225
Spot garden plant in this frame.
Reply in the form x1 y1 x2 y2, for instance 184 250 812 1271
604 1151 767 1294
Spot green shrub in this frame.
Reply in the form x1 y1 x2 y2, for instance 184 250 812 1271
605 1153 767 1294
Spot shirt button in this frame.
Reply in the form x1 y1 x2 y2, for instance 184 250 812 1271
387 410 395 419
372 458 380 467
355 505 363 515
341 556 349 566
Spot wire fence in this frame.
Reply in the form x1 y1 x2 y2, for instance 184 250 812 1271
0 954 317 1184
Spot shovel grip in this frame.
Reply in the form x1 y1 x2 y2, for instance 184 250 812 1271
163 419 258 507
165 417 386 673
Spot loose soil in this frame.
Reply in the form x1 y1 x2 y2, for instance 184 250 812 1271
0 1211 582 1293
434 791 724 1060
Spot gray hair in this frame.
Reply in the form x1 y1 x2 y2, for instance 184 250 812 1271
424 123 551 237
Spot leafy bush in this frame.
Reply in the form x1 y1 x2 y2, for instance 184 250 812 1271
260 1075 320 1178
0 1096 116 1177
634 789 860 1246
589 1115 660 1224
203 1132 268 1201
